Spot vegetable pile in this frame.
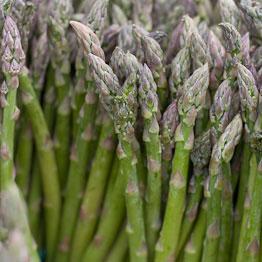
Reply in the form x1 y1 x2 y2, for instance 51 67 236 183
0 0 261 261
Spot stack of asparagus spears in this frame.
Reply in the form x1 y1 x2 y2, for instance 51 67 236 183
0 0 261 261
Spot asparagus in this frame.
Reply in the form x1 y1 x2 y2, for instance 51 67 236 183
140 33 168 109
182 200 207 262
70 113 116 261
202 114 242 262
236 63 260 261
0 15 39 262
19 68 61 260
55 21 102 261
84 53 146 262
177 130 211 255
139 64 162 260
160 100 179 206
106 224 129 262
48 0 72 188
155 64 209 262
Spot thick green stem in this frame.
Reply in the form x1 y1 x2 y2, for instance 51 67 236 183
70 118 116 262
177 172 204 255
155 124 192 261
202 165 222 262
218 162 233 262
56 86 97 262
124 141 147 262
15 119 33 197
232 143 252 259
182 200 207 262
19 71 61 261
0 74 39 261
0 77 17 189
53 73 71 189
106 225 128 262
144 120 162 260
27 159 42 245
237 154 262 262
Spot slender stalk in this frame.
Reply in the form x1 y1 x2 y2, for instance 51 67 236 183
106 225 128 262
155 64 209 262
70 116 116 262
15 119 32 197
19 69 61 261
202 115 242 262
27 160 42 244
0 16 39 262
56 84 97 261
177 130 211 255
139 64 162 260
218 161 233 262
182 200 207 262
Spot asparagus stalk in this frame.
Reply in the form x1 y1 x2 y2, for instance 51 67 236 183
48 0 73 189
139 64 162 260
55 21 103 261
0 15 39 261
84 53 146 262
202 114 242 262
155 63 209 262
19 68 61 261
70 114 116 261
236 64 260 261
160 100 179 206
177 130 211 255
182 200 207 262
106 224 129 262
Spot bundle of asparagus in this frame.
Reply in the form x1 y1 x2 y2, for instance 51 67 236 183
0 0 261 262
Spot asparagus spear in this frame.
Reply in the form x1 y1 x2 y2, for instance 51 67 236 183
160 100 179 206
140 33 168 109
70 113 116 261
177 130 211 255
202 114 242 262
106 224 129 262
139 64 162 260
155 64 209 262
169 46 191 100
84 53 146 262
182 200 207 262
0 15 39 261
48 0 72 188
236 63 260 261
55 21 103 261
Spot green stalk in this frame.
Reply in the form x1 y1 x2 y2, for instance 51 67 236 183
27 160 42 244
202 115 242 262
232 143 252 258
53 72 71 189
106 225 128 262
177 130 211 255
83 159 126 261
182 200 207 262
124 140 147 262
15 119 33 197
0 16 39 261
237 154 262 262
19 70 61 261
155 64 209 261
155 124 192 262
176 172 204 255
43 64 56 132
56 84 97 261
218 162 233 262
139 64 162 260
70 116 116 262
